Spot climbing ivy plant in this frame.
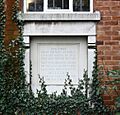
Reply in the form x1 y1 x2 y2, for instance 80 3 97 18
89 51 110 114
0 0 35 114
107 70 120 113
0 0 6 113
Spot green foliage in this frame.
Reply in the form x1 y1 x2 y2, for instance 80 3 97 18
89 51 109 114
35 74 90 115
107 70 120 79
107 70 120 113
116 97 120 109
0 47 110 115
0 0 6 114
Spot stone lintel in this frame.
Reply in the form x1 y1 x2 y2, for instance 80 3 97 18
23 11 100 21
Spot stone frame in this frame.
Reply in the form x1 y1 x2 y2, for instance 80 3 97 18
23 11 100 89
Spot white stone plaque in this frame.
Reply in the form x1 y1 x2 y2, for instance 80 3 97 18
37 44 80 84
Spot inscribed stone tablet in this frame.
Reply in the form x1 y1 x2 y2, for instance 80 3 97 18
37 44 80 84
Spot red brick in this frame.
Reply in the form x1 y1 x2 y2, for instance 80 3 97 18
110 11 120 16
111 6 120 10
95 1 119 7
97 31 105 35
97 6 110 11
103 95 112 100
112 56 120 60
98 55 111 60
97 46 111 50
97 21 104 25
96 40 104 45
105 31 119 35
102 65 114 71
97 26 111 31
112 66 120 70
98 50 104 55
97 35 111 40
104 21 118 25
112 46 120 50
112 26 120 31
97 60 104 65
105 51 119 55
104 41 119 45
112 16 120 20
104 60 120 65
104 100 115 105
112 36 120 40
103 1 119 6
102 16 112 20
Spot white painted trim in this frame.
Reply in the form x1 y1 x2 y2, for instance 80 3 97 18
23 36 30 44
24 48 30 83
70 0 73 12
90 0 93 13
44 0 47 12
23 36 30 83
88 35 96 44
23 0 27 13
88 35 96 79
88 49 95 78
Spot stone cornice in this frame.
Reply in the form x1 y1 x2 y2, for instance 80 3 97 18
23 11 100 21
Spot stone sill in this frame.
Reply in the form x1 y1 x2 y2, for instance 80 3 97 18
23 11 100 21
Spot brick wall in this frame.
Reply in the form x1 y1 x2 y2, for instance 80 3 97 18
94 0 120 70
5 0 22 45
94 0 120 109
